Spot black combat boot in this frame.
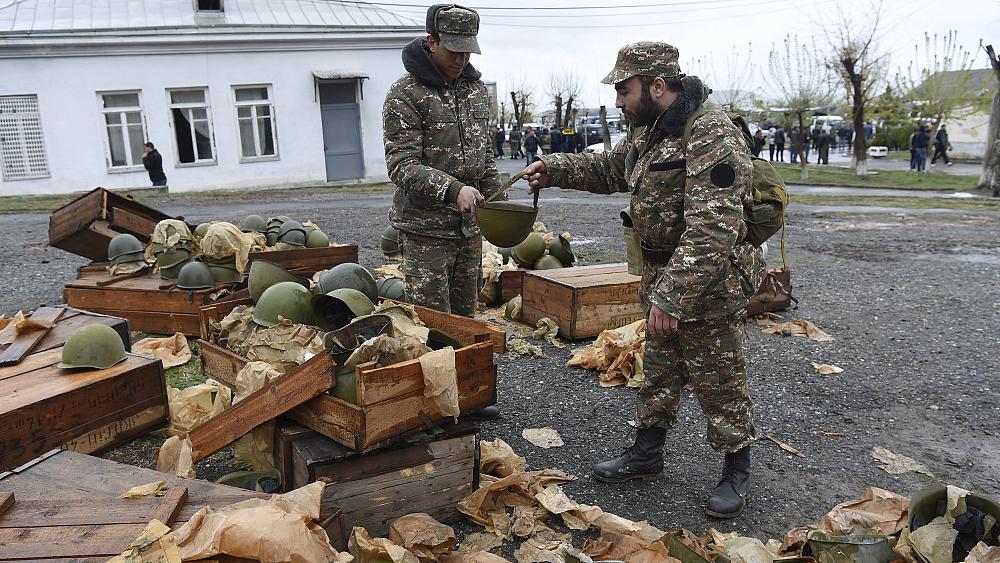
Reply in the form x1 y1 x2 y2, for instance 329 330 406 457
593 427 666 483
705 446 751 518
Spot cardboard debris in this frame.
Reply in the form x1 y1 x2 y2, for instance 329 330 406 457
566 319 646 387
456 532 505 554
233 361 284 471
107 261 148 275
420 347 461 422
0 311 57 345
457 469 575 526
441 552 509 563
759 318 833 341
350 526 420 563
811 362 843 375
376 263 404 279
375 303 431 343
106 519 181 563
480 438 527 478
346 334 432 369
508 338 546 358
166 379 232 436
157 435 195 479
965 542 1000 562
245 323 324 372
766 435 806 458
723 536 775 563
119 480 168 499
522 427 564 449
216 304 259 356
532 318 565 348
910 516 959 563
173 482 350 563
818 486 909 536
871 446 934 477
131 332 192 369
388 513 458 561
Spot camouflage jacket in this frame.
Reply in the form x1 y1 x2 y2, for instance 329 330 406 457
539 77 764 321
383 38 501 239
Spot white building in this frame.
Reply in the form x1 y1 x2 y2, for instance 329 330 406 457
0 0 423 195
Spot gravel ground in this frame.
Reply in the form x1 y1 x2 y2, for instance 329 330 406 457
2 186 999 545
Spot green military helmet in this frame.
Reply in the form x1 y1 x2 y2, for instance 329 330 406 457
248 260 310 303
332 367 358 405
277 220 307 247
380 226 401 258
323 314 393 368
239 214 267 233
107 234 144 264
208 265 242 284
376 276 405 301
512 232 545 267
547 234 575 266
252 281 317 328
156 247 192 269
804 531 896 563
534 255 563 270
476 201 538 248
315 263 378 303
176 261 216 290
57 324 127 370
305 229 330 248
193 222 212 239
312 288 375 331
265 231 279 246
907 485 1000 563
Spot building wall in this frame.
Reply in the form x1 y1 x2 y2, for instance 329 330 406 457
946 110 990 160
0 46 408 195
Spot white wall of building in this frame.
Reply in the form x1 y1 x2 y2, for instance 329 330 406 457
0 46 408 195
947 110 991 160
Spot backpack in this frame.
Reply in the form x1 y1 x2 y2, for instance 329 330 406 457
681 107 788 254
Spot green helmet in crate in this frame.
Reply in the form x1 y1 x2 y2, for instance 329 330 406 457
313 288 375 331
305 229 330 248
58 324 127 369
107 234 145 265
377 276 405 301
277 220 307 247
176 261 216 290
248 260 310 303
252 281 317 328
315 263 377 303
239 214 267 233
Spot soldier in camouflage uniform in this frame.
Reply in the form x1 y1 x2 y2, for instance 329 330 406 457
524 42 766 519
382 4 502 317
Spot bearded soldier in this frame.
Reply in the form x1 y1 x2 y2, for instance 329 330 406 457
382 4 500 318
523 42 765 519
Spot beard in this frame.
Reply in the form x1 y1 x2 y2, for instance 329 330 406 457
627 89 662 127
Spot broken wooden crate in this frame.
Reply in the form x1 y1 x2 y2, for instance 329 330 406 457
278 421 479 545
521 262 643 339
0 307 167 472
199 303 502 452
48 187 177 262
249 244 359 277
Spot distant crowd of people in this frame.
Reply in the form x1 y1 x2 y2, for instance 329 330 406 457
908 124 953 173
750 125 841 166
495 126 588 164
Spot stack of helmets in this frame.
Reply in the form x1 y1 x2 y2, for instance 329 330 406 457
248 260 309 303
239 214 267 234
193 222 213 239
313 263 378 331
304 223 330 248
315 263 378 303
265 216 291 246
380 226 401 259
200 222 244 283
275 220 307 250
376 276 404 300
151 221 196 280
511 232 546 268
502 232 574 271
176 261 216 290
252 281 317 328
107 234 145 266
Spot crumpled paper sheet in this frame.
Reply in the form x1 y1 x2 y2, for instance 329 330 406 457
759 318 833 341
216 304 259 356
106 519 181 563
419 347 460 422
245 323 324 373
818 486 909 536
567 319 646 387
778 526 812 556
375 304 431 343
508 339 546 358
522 427 564 449
455 532 505 554
350 526 419 563
157 435 195 479
376 263 404 279
174 481 350 563
108 261 147 275
120 480 167 499
166 379 232 436
532 318 565 348
132 333 192 369
581 530 673 563
0 311 57 345
910 516 959 563
149 219 193 253
201 221 254 273
724 536 775 563
389 513 458 561
457 469 575 526
965 542 1000 562
480 438 527 478
480 241 517 305
811 362 843 375
347 334 432 370
535 485 603 531
871 446 934 477
233 361 283 471
441 552 508 563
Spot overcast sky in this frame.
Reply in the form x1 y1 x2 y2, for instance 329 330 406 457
377 0 1000 114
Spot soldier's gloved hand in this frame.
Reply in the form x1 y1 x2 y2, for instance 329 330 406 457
647 304 678 337
524 160 550 194
457 185 485 217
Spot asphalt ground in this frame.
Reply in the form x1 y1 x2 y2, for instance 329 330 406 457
2 186 999 544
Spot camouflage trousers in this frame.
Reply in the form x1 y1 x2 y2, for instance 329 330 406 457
638 281 758 452
399 231 481 317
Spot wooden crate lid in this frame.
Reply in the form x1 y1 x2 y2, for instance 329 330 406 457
0 307 128 357
523 262 639 289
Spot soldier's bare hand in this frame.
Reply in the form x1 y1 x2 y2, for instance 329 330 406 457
523 160 550 194
457 185 484 216
647 304 678 337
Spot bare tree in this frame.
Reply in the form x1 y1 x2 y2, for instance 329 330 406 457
822 2 888 177
979 43 1000 193
545 70 583 129
767 35 835 180
896 31 981 128
507 76 536 129
687 43 757 112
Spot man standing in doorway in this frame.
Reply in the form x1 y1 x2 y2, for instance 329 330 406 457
142 142 167 187
522 42 765 519
382 4 501 319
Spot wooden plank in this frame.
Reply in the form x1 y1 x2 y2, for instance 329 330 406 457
0 523 146 559
63 282 214 314
248 244 358 272
286 396 364 456
0 496 167 528
0 492 11 518
332 461 474 512
198 339 249 388
62 307 200 337
275 423 316 492
48 188 104 246
355 343 494 406
407 303 506 354
188 353 337 462
150 487 187 526
20 309 128 356
0 308 63 368
351 503 463 541
107 206 160 238
499 268 527 303
0 347 62 382
339 482 472 537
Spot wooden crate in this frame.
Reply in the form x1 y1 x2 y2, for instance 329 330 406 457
64 269 234 336
249 244 359 277
198 287 253 340
521 262 643 339
285 422 479 544
199 305 502 452
499 268 528 304
0 309 166 472
48 187 176 262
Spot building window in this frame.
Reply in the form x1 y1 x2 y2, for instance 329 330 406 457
99 91 147 170
233 85 278 160
168 88 215 165
197 0 222 11
0 95 49 181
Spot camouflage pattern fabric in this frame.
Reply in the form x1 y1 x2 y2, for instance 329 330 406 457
602 41 682 85
432 5 482 54
399 231 481 317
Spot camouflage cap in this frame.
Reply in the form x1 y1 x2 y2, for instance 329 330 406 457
601 41 682 85
427 4 481 54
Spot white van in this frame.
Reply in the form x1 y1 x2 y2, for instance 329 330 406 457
809 115 844 133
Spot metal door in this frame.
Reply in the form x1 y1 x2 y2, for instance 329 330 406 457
319 82 364 182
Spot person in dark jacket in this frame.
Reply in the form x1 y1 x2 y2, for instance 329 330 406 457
789 127 802 163
494 127 505 158
912 125 930 172
523 127 539 164
774 127 786 162
550 127 562 153
931 125 953 167
752 130 764 157
142 142 167 186
816 131 831 165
